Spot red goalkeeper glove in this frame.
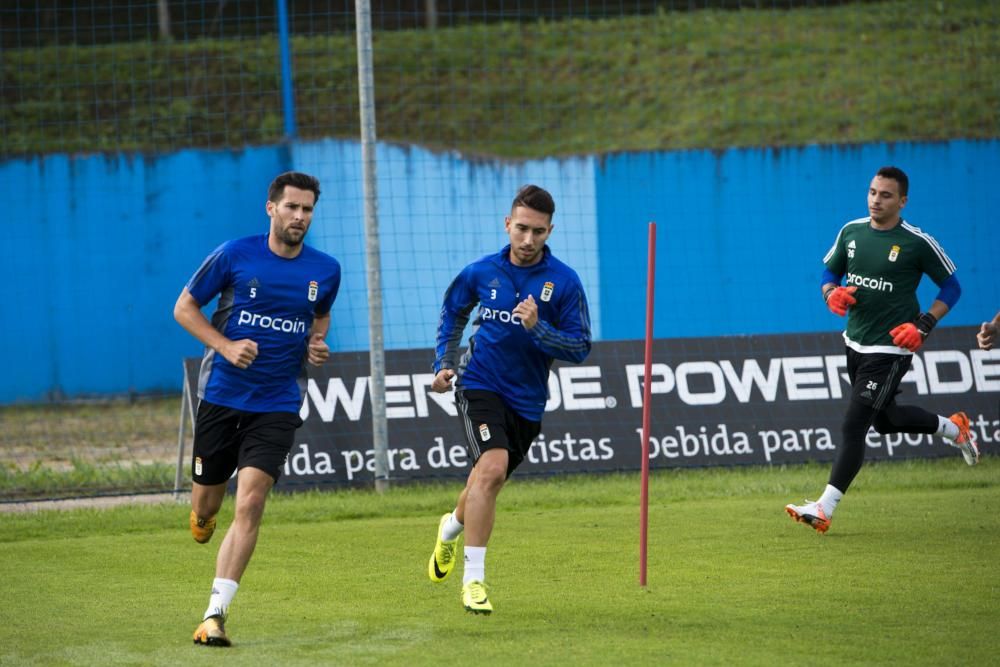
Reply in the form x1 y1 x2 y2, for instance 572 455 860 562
890 312 938 352
824 286 857 316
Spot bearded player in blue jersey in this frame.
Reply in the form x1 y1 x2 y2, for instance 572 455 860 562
174 171 341 647
426 185 592 614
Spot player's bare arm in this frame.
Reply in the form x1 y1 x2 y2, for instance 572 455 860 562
307 312 331 366
174 289 258 369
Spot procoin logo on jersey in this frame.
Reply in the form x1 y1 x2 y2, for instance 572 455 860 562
845 272 894 293
308 281 318 302
237 309 308 334
888 245 900 262
541 281 555 302
481 307 522 325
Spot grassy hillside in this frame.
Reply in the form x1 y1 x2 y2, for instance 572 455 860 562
2 0 998 158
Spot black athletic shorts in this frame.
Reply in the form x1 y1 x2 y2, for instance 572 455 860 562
456 389 542 478
191 400 303 485
846 348 913 411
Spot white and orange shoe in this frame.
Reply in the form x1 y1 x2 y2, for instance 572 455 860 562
947 412 979 466
785 501 831 534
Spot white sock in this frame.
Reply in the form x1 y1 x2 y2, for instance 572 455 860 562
204 578 239 620
441 511 464 541
463 546 486 585
818 484 843 518
936 415 960 441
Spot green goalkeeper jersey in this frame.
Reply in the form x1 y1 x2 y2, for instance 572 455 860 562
824 217 956 353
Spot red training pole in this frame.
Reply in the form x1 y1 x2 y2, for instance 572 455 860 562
640 222 656 587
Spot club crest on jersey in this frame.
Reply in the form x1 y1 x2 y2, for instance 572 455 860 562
847 239 856 259
194 457 203 476
308 280 319 302
540 281 555 302
478 423 491 442
888 245 900 262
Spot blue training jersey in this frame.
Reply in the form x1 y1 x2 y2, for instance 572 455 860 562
186 234 341 413
434 245 592 421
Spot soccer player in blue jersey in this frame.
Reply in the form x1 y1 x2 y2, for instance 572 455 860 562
174 171 341 646
786 166 978 535
426 185 592 614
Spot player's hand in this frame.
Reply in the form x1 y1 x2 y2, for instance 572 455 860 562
825 286 858 317
513 294 539 329
977 321 998 351
431 369 455 393
307 333 329 366
890 312 938 352
222 339 258 369
890 323 923 352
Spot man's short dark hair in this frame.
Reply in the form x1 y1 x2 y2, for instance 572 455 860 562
268 171 321 204
876 166 908 197
511 184 555 219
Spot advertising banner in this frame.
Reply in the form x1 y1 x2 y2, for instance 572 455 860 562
184 326 999 491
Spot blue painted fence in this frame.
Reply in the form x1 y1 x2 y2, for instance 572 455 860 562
2 139 996 403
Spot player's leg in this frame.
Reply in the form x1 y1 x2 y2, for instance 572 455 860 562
429 469 471 583
787 350 903 532
432 390 514 613
189 401 241 544
214 466 276 582
194 410 298 647
873 404 978 465
191 482 227 544
460 449 508 614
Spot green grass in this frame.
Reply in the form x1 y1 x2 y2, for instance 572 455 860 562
2 461 997 665
0 396 181 500
2 0 997 158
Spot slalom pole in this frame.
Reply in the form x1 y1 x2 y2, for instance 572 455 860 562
640 222 656 587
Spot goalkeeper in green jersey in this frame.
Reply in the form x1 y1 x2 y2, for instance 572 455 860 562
786 166 979 534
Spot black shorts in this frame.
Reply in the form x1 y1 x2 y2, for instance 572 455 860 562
192 400 303 485
846 348 913 411
456 389 542 478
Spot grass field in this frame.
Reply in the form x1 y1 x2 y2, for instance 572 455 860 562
2 460 997 665
0 396 180 500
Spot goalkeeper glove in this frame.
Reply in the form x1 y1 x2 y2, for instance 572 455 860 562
889 312 938 352
824 286 857 316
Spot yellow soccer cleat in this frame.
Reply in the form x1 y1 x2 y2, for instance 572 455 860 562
190 510 217 544
461 580 493 615
193 615 231 647
428 513 460 583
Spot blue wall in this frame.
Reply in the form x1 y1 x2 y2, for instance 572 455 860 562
2 139 996 403
595 141 1000 340
2 148 290 400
